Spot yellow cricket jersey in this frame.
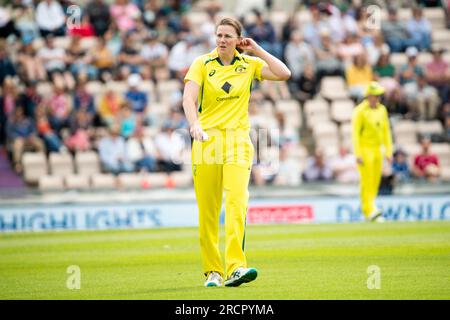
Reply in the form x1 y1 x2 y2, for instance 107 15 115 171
184 48 267 131
351 99 393 158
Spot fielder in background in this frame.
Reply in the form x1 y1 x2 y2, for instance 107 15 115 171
183 17 290 287
352 81 393 222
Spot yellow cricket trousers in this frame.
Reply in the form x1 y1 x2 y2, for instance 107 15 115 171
357 145 383 218
192 129 254 278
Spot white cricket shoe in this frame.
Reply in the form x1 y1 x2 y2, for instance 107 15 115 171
204 271 223 287
368 209 385 223
224 267 258 287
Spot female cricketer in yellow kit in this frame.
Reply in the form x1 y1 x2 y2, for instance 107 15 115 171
183 17 291 287
352 81 393 222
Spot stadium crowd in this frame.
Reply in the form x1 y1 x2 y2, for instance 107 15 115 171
0 0 449 190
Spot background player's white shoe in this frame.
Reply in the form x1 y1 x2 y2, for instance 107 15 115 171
224 267 258 287
368 209 385 223
204 271 223 287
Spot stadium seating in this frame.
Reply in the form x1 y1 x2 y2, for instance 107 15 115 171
330 100 354 123
75 151 101 176
65 175 90 190
91 174 116 190
49 153 74 177
38 175 64 192
320 77 349 101
22 152 48 184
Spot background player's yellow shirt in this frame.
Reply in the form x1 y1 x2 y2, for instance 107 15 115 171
184 48 266 131
351 100 393 158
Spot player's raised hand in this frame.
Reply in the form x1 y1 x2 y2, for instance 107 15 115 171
237 38 260 54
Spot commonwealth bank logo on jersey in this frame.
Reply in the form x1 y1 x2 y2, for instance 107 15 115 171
221 81 232 94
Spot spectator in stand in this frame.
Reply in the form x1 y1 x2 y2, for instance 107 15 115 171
382 7 415 53
328 3 358 44
314 29 344 81
0 40 16 84
118 32 143 78
140 30 169 82
35 0 66 37
37 35 75 91
16 41 47 82
65 109 93 153
73 79 95 123
401 46 440 120
11 0 40 43
302 149 333 182
6 106 45 173
85 0 111 37
35 104 64 153
125 127 157 173
412 136 441 181
337 33 365 68
356 6 379 47
98 124 134 175
0 77 18 144
125 73 148 122
17 80 42 120
284 30 315 83
110 0 141 34
373 48 406 115
330 145 359 183
92 36 115 82
273 144 302 186
392 149 410 182
154 121 184 173
407 7 432 51
98 83 123 127
0 4 20 39
296 63 319 102
47 84 72 132
245 9 282 59
168 34 205 80
119 102 137 138
303 4 330 48
346 53 373 101
425 47 450 104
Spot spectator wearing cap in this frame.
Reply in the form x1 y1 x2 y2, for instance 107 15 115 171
382 8 416 53
125 73 148 118
392 149 410 182
412 136 441 181
98 124 134 175
407 7 432 51
401 47 440 120
425 47 450 104
35 0 66 37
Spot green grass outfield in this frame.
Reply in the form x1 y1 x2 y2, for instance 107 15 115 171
1 221 449 300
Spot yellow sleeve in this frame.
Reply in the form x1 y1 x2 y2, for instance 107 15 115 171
351 106 363 158
346 66 355 86
253 56 267 81
382 107 393 158
184 56 205 86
